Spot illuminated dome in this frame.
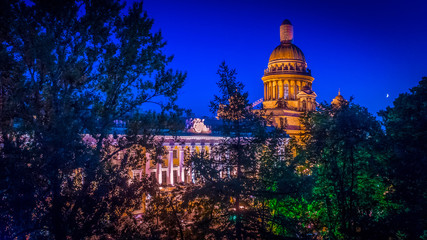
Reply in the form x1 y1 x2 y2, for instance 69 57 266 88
334 94 345 101
331 90 347 107
265 19 310 76
261 19 317 137
269 43 306 62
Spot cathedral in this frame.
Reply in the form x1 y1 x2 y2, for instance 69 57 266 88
262 19 317 137
133 19 323 186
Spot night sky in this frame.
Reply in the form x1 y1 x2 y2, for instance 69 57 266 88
140 0 427 117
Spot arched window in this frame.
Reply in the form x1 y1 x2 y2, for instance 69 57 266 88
284 84 289 99
302 100 307 111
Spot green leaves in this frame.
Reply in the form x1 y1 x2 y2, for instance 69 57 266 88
300 101 391 239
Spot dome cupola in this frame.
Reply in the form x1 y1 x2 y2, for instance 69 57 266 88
269 44 306 62
280 19 293 43
264 20 310 76
331 89 348 108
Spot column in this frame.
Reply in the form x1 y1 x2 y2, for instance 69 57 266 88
278 80 283 99
145 152 150 177
276 82 279 100
157 161 162 185
273 81 277 100
289 81 294 100
270 82 273 100
179 147 185 183
168 148 174 185
190 146 195 183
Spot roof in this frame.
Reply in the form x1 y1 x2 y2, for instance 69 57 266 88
281 19 292 25
269 43 306 62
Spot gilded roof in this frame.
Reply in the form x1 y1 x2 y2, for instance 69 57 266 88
331 92 347 107
269 43 306 62
334 94 345 101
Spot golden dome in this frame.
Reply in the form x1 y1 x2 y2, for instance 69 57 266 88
334 94 345 101
264 19 311 76
269 43 306 62
331 90 347 107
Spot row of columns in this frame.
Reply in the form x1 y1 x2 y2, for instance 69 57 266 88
264 80 309 101
143 145 211 186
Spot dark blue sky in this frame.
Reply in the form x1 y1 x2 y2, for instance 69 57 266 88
141 0 427 117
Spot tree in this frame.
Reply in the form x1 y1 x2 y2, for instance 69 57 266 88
185 62 304 239
0 0 185 239
298 101 395 239
379 77 427 239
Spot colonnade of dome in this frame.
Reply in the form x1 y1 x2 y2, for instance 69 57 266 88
264 79 312 101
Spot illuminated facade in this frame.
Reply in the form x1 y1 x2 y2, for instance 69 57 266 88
262 19 317 137
133 20 319 186
130 119 222 186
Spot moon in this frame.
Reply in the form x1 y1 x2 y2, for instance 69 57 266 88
386 93 389 98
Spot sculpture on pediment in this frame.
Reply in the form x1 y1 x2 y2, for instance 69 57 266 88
186 118 212 134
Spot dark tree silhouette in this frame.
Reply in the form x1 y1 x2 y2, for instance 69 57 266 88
379 77 427 239
0 0 185 239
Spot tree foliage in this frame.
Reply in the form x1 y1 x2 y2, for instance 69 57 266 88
379 77 427 239
184 62 307 239
298 101 395 239
0 0 185 239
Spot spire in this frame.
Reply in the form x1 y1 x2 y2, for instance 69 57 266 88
338 88 341 95
280 19 293 43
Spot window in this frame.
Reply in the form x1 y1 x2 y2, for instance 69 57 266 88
162 171 167 185
150 172 156 180
284 84 289 99
162 153 168 166
173 149 178 159
173 170 178 183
